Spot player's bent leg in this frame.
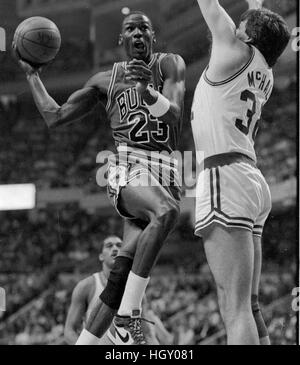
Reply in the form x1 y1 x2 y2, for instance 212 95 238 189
99 219 144 311
202 224 259 345
119 218 145 258
83 301 117 341
119 179 180 277
77 256 133 343
114 178 179 344
85 228 140 338
252 234 270 345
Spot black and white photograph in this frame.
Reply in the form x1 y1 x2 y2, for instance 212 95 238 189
0 0 298 347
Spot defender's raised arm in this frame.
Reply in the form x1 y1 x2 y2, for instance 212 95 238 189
196 0 237 44
197 0 264 45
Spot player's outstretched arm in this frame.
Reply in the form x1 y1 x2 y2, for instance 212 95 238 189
126 54 186 125
27 73 101 129
64 280 89 345
197 0 237 44
13 44 105 129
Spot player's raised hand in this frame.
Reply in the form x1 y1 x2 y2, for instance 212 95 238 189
12 41 42 76
246 0 264 9
125 59 152 94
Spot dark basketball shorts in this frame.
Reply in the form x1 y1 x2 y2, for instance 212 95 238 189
107 149 181 219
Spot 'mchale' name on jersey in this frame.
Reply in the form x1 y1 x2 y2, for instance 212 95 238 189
247 70 273 100
191 46 274 164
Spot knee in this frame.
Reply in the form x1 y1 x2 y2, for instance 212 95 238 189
154 201 180 227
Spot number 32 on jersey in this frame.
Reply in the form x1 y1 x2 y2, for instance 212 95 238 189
235 89 260 141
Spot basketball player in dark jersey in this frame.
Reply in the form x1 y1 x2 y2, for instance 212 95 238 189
14 11 186 344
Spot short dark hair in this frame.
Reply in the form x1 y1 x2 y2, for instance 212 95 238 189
101 235 121 252
240 8 290 67
122 11 153 28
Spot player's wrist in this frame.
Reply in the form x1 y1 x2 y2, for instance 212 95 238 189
26 69 40 80
144 86 171 118
135 80 149 95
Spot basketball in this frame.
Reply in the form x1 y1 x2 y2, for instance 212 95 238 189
13 17 61 67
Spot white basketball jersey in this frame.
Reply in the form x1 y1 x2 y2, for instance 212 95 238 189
85 272 105 323
191 46 274 164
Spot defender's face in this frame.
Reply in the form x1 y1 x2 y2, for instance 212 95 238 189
236 20 250 42
120 14 155 62
100 237 122 268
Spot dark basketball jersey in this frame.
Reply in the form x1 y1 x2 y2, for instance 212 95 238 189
105 53 183 154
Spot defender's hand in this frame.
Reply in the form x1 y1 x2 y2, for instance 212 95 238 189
12 42 42 76
246 0 264 9
125 59 152 94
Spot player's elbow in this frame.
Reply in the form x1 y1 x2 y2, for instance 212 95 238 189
41 105 62 129
45 107 72 130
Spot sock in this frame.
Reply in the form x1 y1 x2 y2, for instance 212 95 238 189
117 271 150 317
75 329 101 345
252 294 269 342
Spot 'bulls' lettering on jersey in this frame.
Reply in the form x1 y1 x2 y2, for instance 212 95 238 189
106 53 182 153
116 84 162 123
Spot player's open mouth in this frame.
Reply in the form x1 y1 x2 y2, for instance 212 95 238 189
133 41 145 52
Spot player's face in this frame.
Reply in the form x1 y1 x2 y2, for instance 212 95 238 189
100 237 122 268
120 14 155 62
236 20 250 42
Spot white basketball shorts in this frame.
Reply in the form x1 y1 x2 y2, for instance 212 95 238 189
194 161 272 237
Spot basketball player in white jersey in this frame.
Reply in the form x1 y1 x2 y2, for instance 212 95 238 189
191 0 290 345
64 235 172 345
64 236 122 344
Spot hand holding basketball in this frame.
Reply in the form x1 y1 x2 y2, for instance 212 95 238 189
13 16 61 68
12 41 42 76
